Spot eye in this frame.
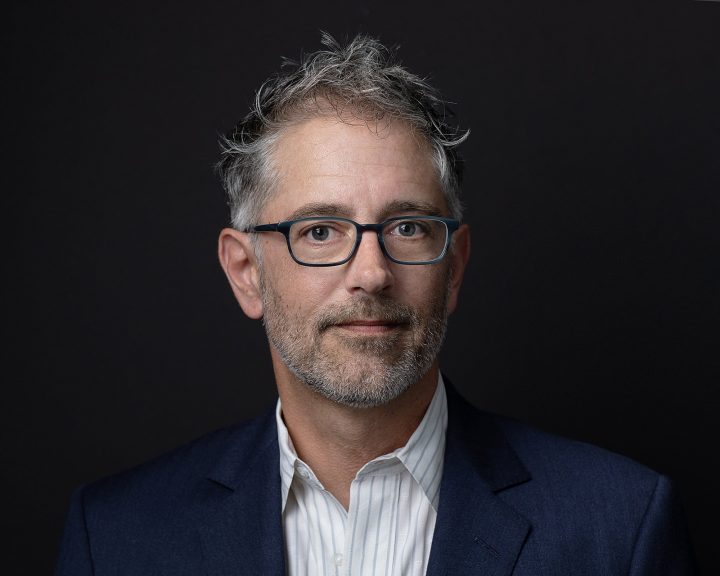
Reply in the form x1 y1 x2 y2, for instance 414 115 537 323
309 225 331 241
397 221 418 237
293 220 346 244
388 219 430 239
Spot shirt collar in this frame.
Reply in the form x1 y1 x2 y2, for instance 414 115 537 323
276 374 448 511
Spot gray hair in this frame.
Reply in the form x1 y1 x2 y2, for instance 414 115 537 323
217 32 469 231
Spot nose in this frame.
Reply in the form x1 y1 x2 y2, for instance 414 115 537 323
344 230 394 294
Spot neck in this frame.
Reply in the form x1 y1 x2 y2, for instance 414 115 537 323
274 355 440 510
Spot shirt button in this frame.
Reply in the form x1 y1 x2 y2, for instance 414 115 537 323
332 553 344 566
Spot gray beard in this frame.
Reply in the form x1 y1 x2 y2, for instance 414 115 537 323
260 279 449 408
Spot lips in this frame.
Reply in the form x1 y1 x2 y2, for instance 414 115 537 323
340 319 395 326
315 298 416 333
330 319 400 334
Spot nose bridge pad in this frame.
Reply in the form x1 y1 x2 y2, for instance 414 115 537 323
345 227 394 293
346 227 394 291
355 226 388 263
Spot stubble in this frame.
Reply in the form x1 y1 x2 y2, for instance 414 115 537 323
259 271 450 408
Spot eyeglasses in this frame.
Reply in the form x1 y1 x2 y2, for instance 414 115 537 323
252 216 460 267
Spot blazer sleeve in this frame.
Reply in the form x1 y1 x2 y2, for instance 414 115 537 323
628 475 698 576
54 486 94 576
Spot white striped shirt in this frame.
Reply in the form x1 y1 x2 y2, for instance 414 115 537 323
276 375 448 576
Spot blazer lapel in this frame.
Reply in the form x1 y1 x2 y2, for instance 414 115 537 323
190 384 531 575
197 408 286 575
427 384 532 576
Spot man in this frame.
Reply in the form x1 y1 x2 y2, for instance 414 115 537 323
56 33 696 575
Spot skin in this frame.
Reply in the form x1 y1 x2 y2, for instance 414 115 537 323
218 115 470 509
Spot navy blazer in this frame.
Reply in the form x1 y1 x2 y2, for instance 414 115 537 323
55 384 697 575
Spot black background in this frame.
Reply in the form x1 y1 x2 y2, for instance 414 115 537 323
4 0 718 573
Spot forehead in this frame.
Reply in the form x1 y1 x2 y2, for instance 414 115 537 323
263 116 446 221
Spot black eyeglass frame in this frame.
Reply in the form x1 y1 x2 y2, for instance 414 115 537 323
252 216 460 267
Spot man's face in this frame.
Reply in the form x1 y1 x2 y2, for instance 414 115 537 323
255 115 463 408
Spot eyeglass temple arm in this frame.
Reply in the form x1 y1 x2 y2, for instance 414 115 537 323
252 223 279 232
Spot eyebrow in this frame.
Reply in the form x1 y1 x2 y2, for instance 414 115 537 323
379 200 444 219
285 203 354 221
283 200 445 222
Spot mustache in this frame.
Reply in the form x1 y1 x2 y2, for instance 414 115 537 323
315 297 417 332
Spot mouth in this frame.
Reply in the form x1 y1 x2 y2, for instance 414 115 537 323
331 319 404 335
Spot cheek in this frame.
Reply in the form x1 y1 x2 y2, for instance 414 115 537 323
396 266 450 305
263 262 336 316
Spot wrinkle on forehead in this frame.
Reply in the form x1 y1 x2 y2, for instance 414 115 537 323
264 115 443 221
281 114 433 171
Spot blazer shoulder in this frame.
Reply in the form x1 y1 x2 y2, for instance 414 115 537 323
81 404 277 511
477 412 696 573
56 406 284 575
445 383 661 493
490 412 661 490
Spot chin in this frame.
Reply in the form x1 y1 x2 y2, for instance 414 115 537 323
300 359 422 409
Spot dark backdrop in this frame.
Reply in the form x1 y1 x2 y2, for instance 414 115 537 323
4 0 718 573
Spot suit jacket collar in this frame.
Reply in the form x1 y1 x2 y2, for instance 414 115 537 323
427 381 532 576
199 407 286 575
197 380 531 575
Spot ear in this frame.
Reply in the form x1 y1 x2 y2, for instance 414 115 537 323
446 223 471 315
217 228 264 320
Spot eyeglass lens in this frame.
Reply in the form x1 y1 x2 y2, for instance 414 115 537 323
287 218 449 265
